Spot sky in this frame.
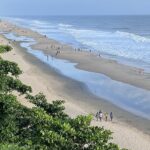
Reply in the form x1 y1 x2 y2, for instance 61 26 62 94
0 0 150 16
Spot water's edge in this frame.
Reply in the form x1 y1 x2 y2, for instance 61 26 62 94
2 16 150 73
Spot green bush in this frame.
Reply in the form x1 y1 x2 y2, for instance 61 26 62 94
0 58 22 76
0 144 29 150
0 74 32 94
26 93 68 119
0 45 12 53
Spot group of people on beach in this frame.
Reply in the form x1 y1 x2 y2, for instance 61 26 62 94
55 50 61 56
95 110 113 122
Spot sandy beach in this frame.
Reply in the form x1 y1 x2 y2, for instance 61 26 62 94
1 20 150 150
1 21 150 91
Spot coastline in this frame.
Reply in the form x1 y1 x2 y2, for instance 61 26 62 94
1 20 150 91
0 20 150 150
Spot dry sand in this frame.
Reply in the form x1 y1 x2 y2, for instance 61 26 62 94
0 21 150 150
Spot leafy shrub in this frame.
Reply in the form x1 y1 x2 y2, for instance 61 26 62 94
0 59 22 76
0 74 32 94
26 93 68 119
0 144 29 150
0 45 12 53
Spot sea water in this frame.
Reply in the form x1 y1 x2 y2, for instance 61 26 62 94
2 16 150 72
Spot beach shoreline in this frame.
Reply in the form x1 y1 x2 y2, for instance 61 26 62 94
1 20 150 91
0 20 150 150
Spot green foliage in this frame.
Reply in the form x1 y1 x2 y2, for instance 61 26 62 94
26 93 68 119
0 55 31 94
0 58 22 76
0 94 20 143
0 144 29 150
0 45 12 53
0 45 126 150
0 74 32 94
0 97 122 149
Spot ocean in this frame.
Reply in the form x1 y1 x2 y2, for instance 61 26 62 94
3 15 150 72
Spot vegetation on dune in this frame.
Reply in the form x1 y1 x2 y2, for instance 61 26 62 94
0 45 12 53
0 59 22 76
0 45 127 150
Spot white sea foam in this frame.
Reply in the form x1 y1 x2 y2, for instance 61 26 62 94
60 27 150 64
115 31 150 43
58 23 73 28
4 17 150 66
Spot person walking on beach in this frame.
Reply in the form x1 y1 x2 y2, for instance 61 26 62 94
56 51 59 56
55 50 60 56
110 112 113 122
95 112 99 121
104 112 108 121
99 110 103 121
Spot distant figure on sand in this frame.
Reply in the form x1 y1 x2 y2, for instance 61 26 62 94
55 50 60 56
99 110 103 121
138 68 144 75
104 112 108 121
46 55 49 61
95 112 99 121
110 112 113 121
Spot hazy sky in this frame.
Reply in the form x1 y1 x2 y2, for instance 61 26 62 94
0 0 150 16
